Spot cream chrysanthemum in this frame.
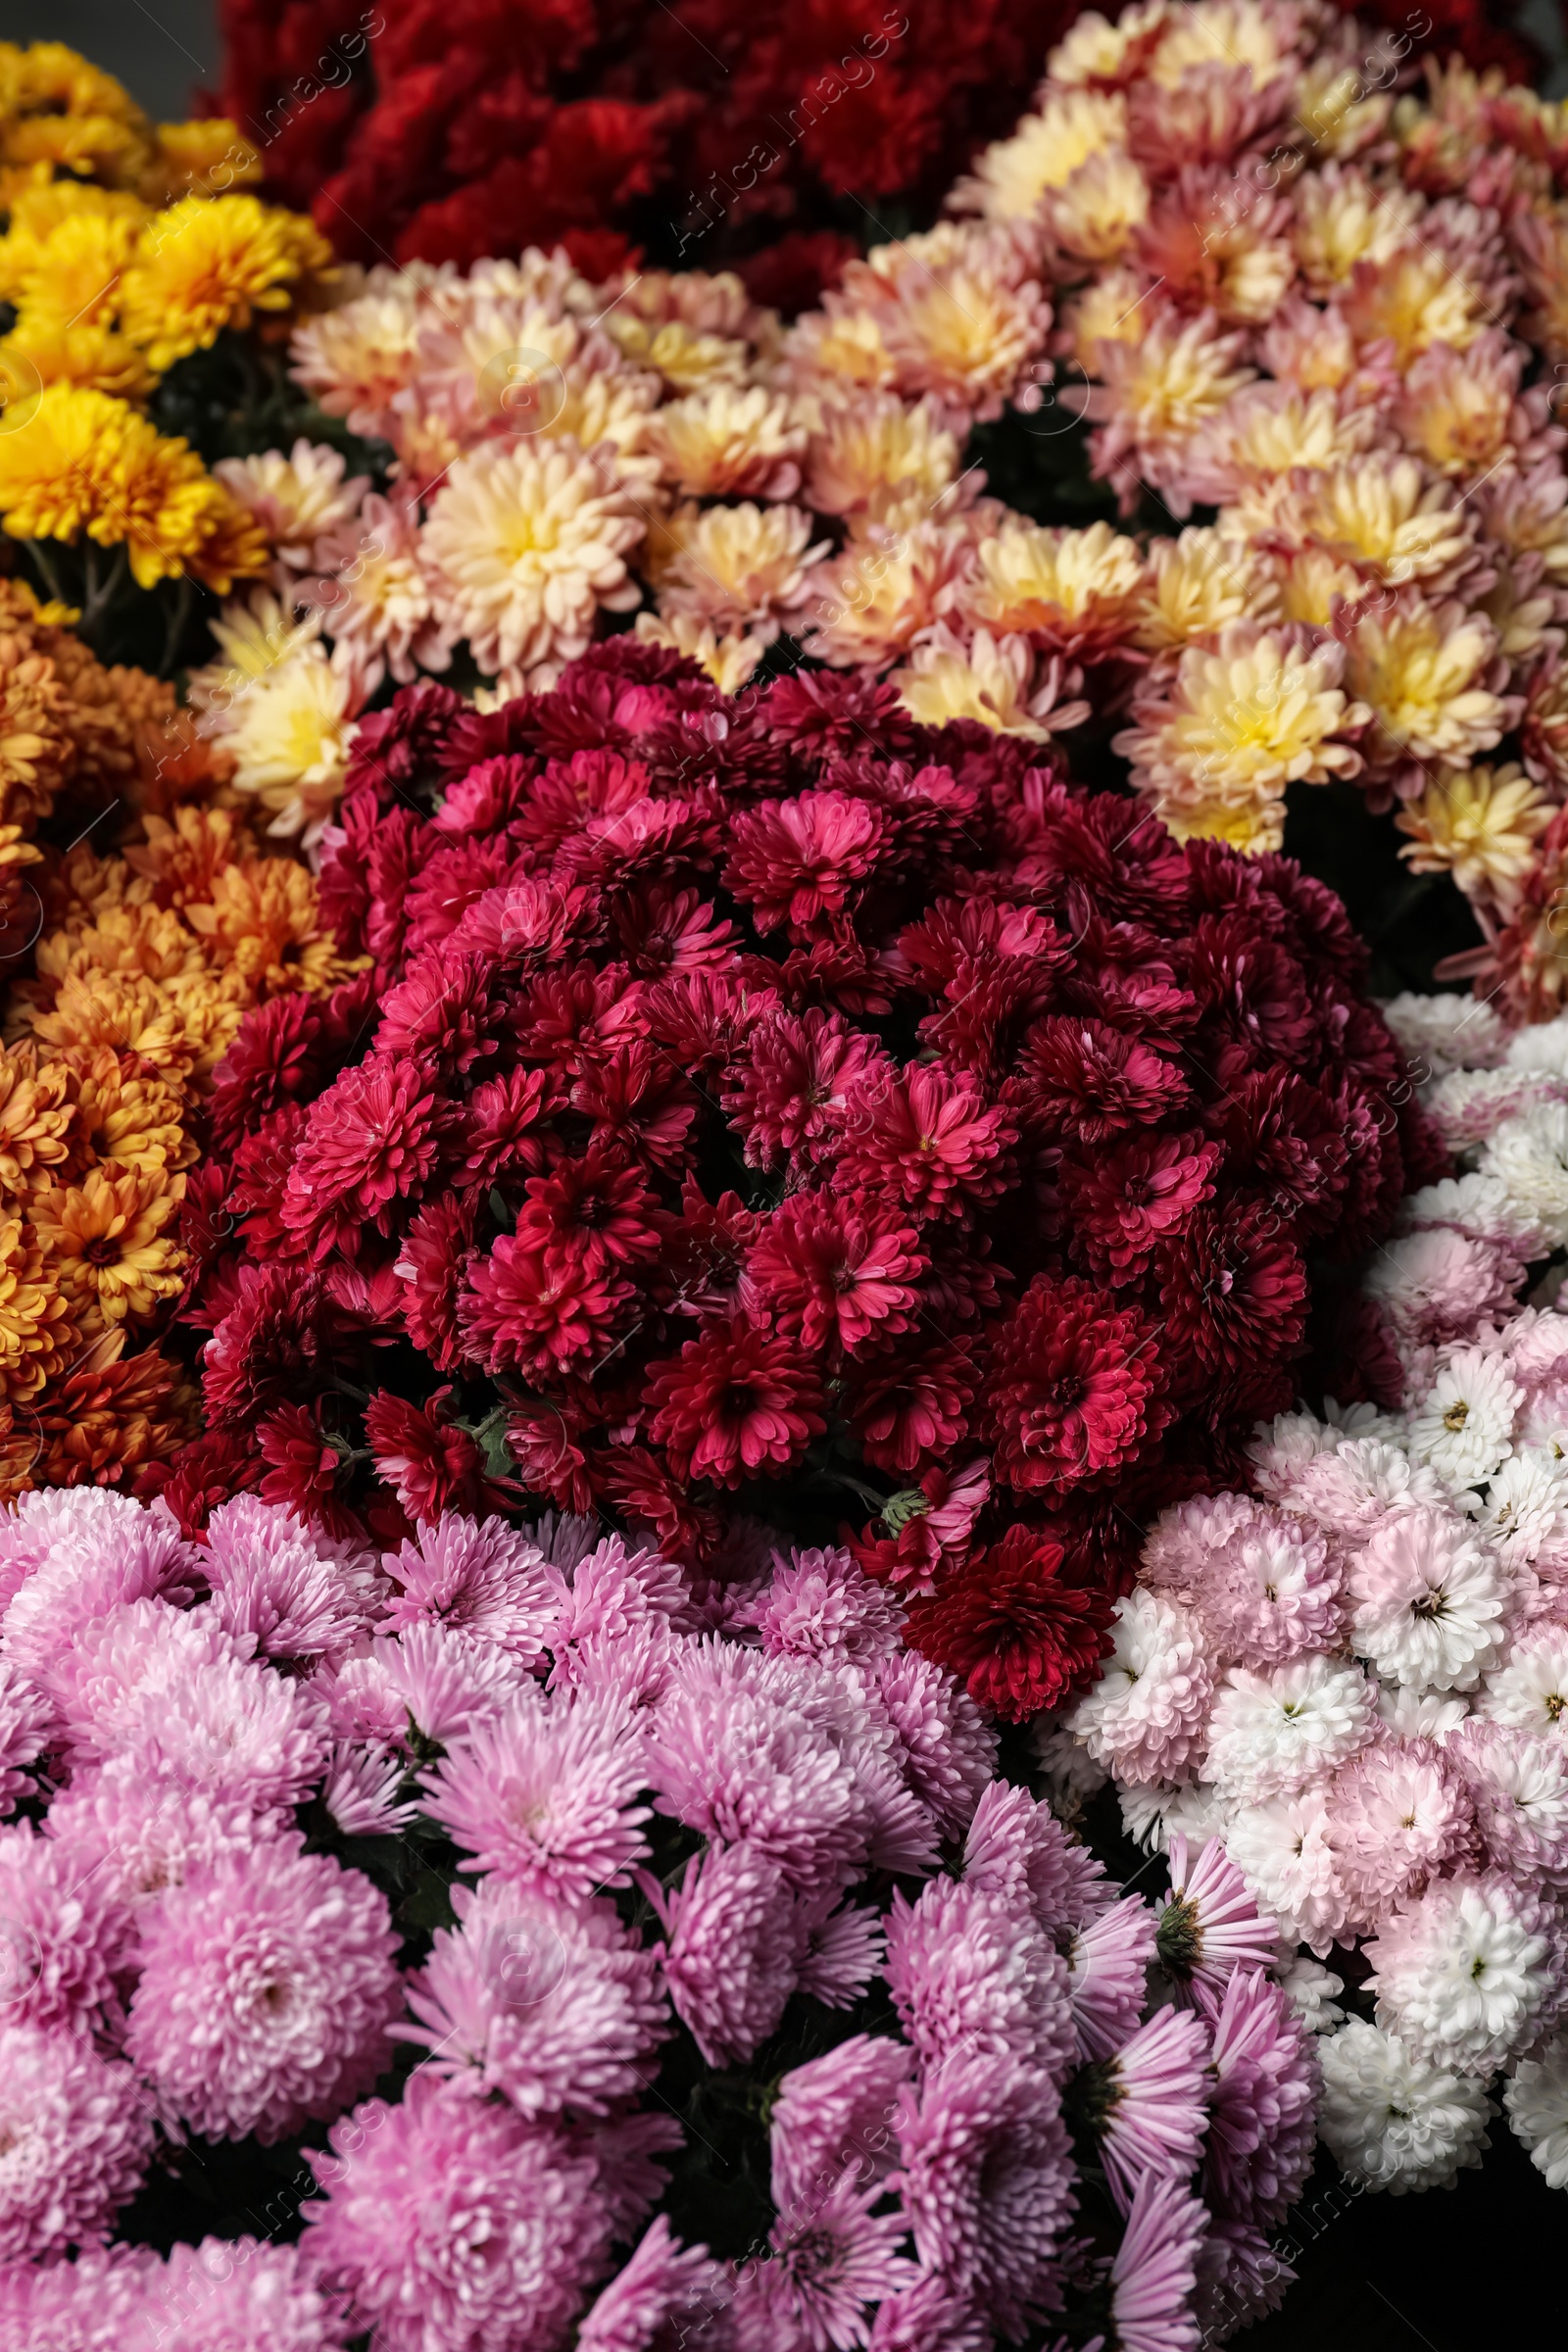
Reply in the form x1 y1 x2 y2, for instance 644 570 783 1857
892 625 1087 740
1342 596 1515 791
803 518 975 668
213 439 368 573
950 88 1128 220
1131 527 1279 655
1293 166 1423 296
650 500 825 640
1090 308 1255 494
802 394 962 529
1395 764 1553 913
1263 458 1476 593
960 519 1146 658
218 646 359 845
642 384 804 501
631 610 763 696
421 439 646 688
1042 149 1150 266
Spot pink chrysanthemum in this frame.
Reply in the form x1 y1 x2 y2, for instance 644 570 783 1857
874 1649 998 1840
1159 1838 1282 2013
324 1620 530 1750
0 1659 48 1809
755 1546 906 1665
1106 2172 1208 2352
1064 1894 1158 2064
0 1823 125 2036
1201 1969 1317 2230
202 1494 378 1666
1324 1737 1473 1932
399 1881 666 2119
304 2074 612 2352
124 1844 401 2143
1451 1719 1568 1888
728 2172 915 2351
655 1838 801 2066
1143 1494 1344 1666
885 1874 1075 2080
0 2021 152 2261
131 2235 355 2352
380 1513 554 1660
575 2216 732 2352
769 2034 912 2214
894 2055 1075 2342
1068 1592 1213 1786
421 1687 651 1902
961 1779 1112 1937
1083 2004 1212 2215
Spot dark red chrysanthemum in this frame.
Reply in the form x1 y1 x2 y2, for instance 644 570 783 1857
459 1234 634 1380
838 1063 1014 1217
842 1339 976 1476
1059 1130 1219 1282
281 1056 454 1258
514 1147 661 1276
645 1315 825 1487
1025 1015 1191 1142
749 1193 925 1354
906 1526 1115 1721
365 1387 515 1522
725 791 886 935
986 1276 1167 1496
1157 1201 1310 1385
724 1006 886 1170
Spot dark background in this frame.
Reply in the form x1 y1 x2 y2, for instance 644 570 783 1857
11 0 1568 2341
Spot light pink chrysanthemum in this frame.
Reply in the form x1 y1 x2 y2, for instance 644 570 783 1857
1324 1737 1472 1932
129 2233 356 2352
1143 1494 1344 1666
1451 1719 1568 1887
0 1490 194 1682
886 1875 1075 2080
730 2171 915 2352
865 2271 992 2349
0 2021 152 2262
1347 1505 1512 1694
893 2056 1075 2342
324 1620 530 1749
304 2074 612 2352
769 2034 912 2214
421 1688 651 1903
0 1659 48 1809
44 1753 262 1910
124 1844 400 2143
756 1546 906 1663
399 1880 666 2119
1223 1793 1349 1957
1203 1657 1376 1806
874 1649 998 1841
1068 1591 1214 1785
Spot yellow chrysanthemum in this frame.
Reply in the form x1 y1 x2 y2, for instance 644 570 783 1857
30 1164 186 1329
963 519 1147 658
184 858 364 997
217 647 360 844
35 900 212 995
0 318 155 401
143 120 263 204
0 1041 73 1193
1263 459 1476 592
1339 244 1493 367
118 194 336 371
0 42 153 185
0 180 150 305
1342 597 1513 775
604 314 749 394
62 1048 193 1179
0 1214 77 1404
1395 763 1552 912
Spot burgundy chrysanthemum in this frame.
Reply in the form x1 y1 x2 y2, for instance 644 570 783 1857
749 1193 925 1354
459 1236 635 1381
281 1057 454 1259
987 1277 1168 1497
906 1526 1116 1721
645 1316 825 1487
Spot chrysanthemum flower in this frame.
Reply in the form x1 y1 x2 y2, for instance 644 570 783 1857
961 519 1147 658
0 2020 152 2263
652 499 825 641
29 1163 184 1329
420 1685 651 1902
117 193 333 370
1070 1590 1214 1785
1366 1871 1564 2076
1395 763 1552 914
1319 2017 1493 2191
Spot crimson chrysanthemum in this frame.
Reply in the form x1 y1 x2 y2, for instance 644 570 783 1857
906 1525 1116 1721
645 1315 826 1488
986 1277 1169 1499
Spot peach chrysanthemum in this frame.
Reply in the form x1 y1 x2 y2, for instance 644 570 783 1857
1042 149 1151 268
802 394 963 529
30 1165 186 1330
421 439 646 691
840 228 1054 424
960 519 1147 659
1260 458 1477 594
651 500 825 641
1337 243 1494 367
287 274 431 443
1342 594 1519 801
1113 621 1368 836
1185 380 1391 510
644 385 803 501
631 611 764 696
950 88 1128 222
213 439 369 573
1088 306 1254 504
1132 526 1279 655
1047 2 1171 88
1057 269 1157 373
802 516 976 667
893 625 1089 739
777 306 898 397
1475 464 1568 587
1293 167 1423 298
302 492 450 700
1134 177 1297 327
1395 764 1553 914
1392 332 1541 480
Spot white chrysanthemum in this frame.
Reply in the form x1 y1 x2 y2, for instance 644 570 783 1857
1117 1778 1232 1855
1397 1169 1550 1259
1507 1016 1568 1082
1379 991 1507 1080
1423 1067 1560 1153
1477 1449 1568 1564
1347 1505 1512 1692
1280 1957 1346 2034
1376 1685 1468 1741
1318 2019 1492 2192
1479 1626 1568 1739
1405 1349 1523 1489
1067 1590 1213 1785
1204 1658 1376 1806
421 439 646 688
1481 1102 1568 1250
1504 2037 1568 2186
1225 1793 1348 1955
1367 1875 1562 2075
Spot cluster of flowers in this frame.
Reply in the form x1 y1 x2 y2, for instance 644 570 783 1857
162 637 1445 1725
1056 987 1568 2206
817 0 1568 1020
0 43 335 602
0 574 365 1500
0 1480 1323 2348
214 0 1540 285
